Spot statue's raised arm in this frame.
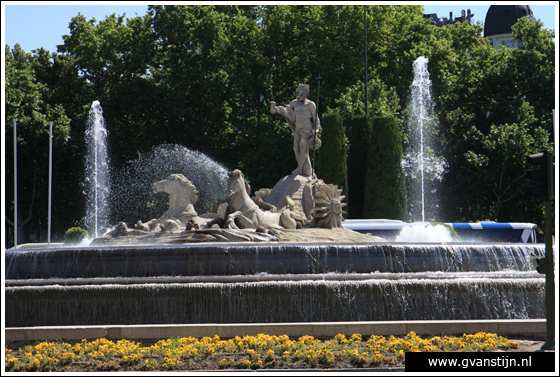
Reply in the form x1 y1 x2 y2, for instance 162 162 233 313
270 101 295 133
270 84 321 177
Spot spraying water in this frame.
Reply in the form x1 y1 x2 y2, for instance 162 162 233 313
395 223 454 243
110 144 229 226
84 101 110 238
403 57 447 222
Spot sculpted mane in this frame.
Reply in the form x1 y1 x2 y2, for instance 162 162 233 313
170 173 199 204
228 169 251 195
135 173 200 232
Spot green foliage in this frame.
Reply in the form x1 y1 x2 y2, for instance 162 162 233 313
5 44 75 241
363 116 407 220
347 115 371 219
64 227 89 244
334 76 401 127
315 111 348 201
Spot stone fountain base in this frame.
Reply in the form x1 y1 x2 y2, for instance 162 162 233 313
5 242 545 327
5 276 544 327
89 227 386 245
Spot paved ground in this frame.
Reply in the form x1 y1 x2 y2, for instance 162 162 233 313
493 337 555 352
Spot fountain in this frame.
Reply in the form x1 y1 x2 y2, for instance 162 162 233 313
84 101 110 239
5 242 545 326
4 82 546 329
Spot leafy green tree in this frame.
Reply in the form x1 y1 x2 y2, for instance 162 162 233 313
460 120 550 221
5 44 72 243
59 12 160 165
366 5 427 106
363 116 407 220
334 76 401 127
421 18 555 226
30 48 93 234
315 111 348 201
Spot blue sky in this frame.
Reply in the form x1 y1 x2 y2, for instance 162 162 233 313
2 3 557 54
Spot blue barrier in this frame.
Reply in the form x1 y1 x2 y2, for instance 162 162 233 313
342 220 537 243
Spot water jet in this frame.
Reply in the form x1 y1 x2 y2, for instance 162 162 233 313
84 101 110 239
403 57 447 223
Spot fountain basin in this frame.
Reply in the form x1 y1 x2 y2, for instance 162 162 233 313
5 242 545 327
6 242 544 280
6 272 544 327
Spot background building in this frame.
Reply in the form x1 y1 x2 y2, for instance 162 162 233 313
484 5 535 50
424 5 536 50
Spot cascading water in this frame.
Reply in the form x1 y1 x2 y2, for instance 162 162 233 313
5 242 546 326
404 57 447 223
84 101 110 239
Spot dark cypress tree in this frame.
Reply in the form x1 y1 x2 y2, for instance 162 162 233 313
363 116 407 220
314 111 348 201
347 115 372 219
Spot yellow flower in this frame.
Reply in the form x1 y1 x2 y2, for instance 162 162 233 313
372 352 384 364
350 333 362 343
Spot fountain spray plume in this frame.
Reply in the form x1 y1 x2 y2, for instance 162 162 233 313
403 57 447 223
84 101 111 239
110 144 229 226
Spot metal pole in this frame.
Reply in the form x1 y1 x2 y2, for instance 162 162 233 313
542 150 555 350
364 5 368 118
312 74 321 176
48 121 53 245
542 199 555 349
14 120 18 249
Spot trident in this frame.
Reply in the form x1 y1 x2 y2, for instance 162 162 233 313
312 73 321 176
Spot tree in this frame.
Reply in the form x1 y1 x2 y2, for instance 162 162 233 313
363 116 407 220
59 12 160 165
460 119 550 221
423 18 555 226
5 44 72 244
314 111 348 202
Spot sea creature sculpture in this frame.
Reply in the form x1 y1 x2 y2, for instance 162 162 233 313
224 170 299 230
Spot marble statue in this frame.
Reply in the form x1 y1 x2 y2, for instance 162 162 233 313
224 169 303 230
270 83 321 177
135 174 208 232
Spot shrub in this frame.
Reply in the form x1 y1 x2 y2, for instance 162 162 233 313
64 227 88 244
363 116 407 220
347 115 372 219
315 111 348 206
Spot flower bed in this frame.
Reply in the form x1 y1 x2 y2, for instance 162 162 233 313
5 332 518 372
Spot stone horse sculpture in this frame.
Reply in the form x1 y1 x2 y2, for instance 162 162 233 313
136 173 201 232
224 170 301 230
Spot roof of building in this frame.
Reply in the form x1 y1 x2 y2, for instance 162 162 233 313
484 5 534 37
